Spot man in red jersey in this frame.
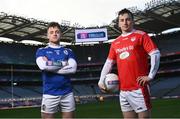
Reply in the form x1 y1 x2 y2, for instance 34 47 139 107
98 8 160 118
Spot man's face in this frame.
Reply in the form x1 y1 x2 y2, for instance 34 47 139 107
47 26 61 44
118 13 134 33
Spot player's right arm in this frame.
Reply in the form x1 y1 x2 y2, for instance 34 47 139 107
36 48 66 71
36 56 66 71
98 43 116 92
98 42 116 92
98 58 115 92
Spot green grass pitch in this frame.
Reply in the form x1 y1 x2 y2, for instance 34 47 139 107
0 98 179 118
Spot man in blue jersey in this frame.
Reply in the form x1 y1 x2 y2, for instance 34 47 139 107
36 22 77 119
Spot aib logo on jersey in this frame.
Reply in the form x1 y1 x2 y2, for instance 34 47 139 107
119 51 130 60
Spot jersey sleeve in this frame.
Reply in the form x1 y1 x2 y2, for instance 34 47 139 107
67 48 76 60
107 43 116 60
142 33 158 54
36 48 45 59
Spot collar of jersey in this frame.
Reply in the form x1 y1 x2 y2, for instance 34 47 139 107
48 43 62 48
121 29 135 37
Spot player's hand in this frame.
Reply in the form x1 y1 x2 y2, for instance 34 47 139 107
43 57 54 66
98 83 107 93
45 60 68 68
42 56 48 61
137 76 150 86
61 60 68 67
46 61 53 66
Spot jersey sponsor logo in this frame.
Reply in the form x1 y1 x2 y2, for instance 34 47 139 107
119 51 129 59
116 45 134 53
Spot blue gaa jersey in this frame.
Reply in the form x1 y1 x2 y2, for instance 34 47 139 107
36 46 76 96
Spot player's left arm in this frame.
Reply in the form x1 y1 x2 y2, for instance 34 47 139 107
137 50 160 86
148 49 161 79
55 58 77 74
98 42 116 92
137 33 161 86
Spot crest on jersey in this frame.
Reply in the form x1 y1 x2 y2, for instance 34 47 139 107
119 51 129 59
64 50 68 55
131 37 136 42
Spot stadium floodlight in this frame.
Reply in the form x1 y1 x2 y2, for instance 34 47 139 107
0 12 7 17
145 0 176 10
128 6 138 13
61 20 70 26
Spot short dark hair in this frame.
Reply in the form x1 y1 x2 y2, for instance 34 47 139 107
118 8 134 20
47 22 62 32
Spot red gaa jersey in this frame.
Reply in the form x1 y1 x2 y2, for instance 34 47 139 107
108 30 158 91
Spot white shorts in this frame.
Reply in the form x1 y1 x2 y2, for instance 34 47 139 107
119 88 151 113
41 92 75 113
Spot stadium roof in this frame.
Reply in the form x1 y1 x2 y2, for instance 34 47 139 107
133 0 180 33
0 0 179 44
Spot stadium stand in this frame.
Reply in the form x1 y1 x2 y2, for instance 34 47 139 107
0 42 39 64
150 76 180 98
152 31 180 53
